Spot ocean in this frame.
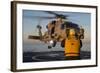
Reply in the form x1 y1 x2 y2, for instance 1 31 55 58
23 41 91 52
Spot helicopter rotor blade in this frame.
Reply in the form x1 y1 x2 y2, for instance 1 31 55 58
33 16 55 19
45 11 59 16
45 11 69 18
25 15 55 19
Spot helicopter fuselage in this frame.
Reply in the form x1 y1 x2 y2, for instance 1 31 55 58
42 20 84 47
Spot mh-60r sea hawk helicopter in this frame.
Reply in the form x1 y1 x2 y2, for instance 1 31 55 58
28 11 84 59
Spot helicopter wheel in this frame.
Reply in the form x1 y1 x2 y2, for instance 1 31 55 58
48 46 52 49
61 39 65 48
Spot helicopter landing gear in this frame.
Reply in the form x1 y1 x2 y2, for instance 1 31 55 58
52 41 57 47
48 46 52 49
61 39 65 48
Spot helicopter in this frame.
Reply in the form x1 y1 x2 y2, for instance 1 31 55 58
28 11 85 59
28 11 84 49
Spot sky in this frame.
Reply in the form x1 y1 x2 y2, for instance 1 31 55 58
22 10 91 43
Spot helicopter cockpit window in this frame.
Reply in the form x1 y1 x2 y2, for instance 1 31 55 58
51 21 56 24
